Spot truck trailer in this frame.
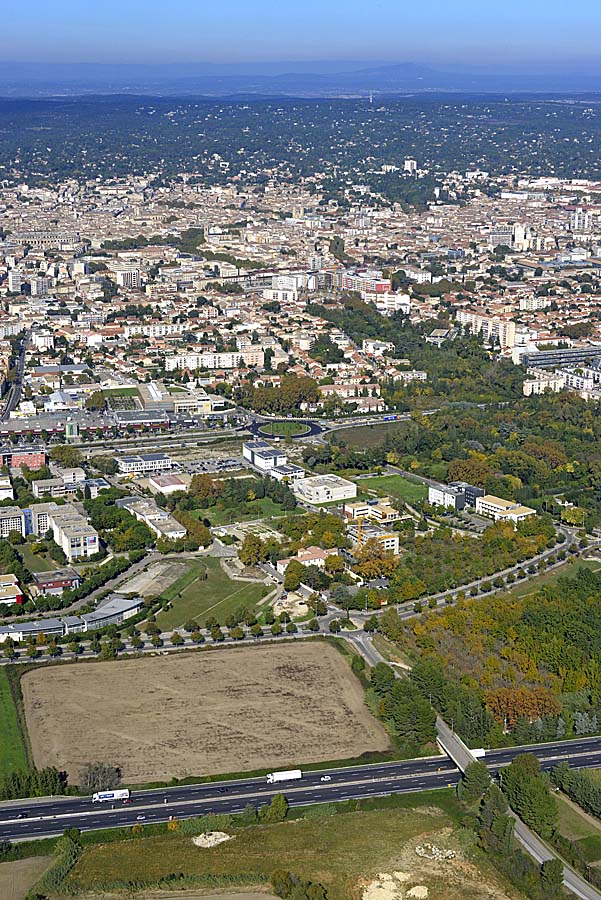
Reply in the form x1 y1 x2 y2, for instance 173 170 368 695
92 789 131 803
265 769 302 784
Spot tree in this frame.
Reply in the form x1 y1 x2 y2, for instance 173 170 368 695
50 445 83 468
239 533 265 567
171 632 184 646
260 792 288 823
306 618 319 632
541 859 563 898
501 755 558 839
460 761 491 804
78 762 120 793
284 560 305 592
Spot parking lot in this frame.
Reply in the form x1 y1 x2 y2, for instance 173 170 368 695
182 456 244 475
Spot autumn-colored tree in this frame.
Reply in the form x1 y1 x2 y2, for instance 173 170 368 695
355 538 397 580
484 686 561 729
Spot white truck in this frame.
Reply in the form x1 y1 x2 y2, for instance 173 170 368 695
92 789 131 803
471 749 486 760
266 769 302 785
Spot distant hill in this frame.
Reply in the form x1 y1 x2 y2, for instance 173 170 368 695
2 60 601 97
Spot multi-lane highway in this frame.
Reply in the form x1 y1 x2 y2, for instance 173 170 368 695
4 735 601 842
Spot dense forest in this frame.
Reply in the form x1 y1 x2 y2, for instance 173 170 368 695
380 567 601 747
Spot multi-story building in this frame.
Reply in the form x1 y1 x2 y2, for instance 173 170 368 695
0 506 25 538
293 474 357 505
346 522 400 555
242 440 287 472
115 267 141 289
475 495 536 523
116 497 186 541
455 309 516 348
428 483 466 511
116 453 173 475
2 446 46 470
32 568 82 597
165 349 265 371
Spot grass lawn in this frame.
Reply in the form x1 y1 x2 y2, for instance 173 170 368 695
103 387 140 397
65 798 516 900
156 557 268 629
19 544 56 574
0 668 29 773
358 473 427 505
509 558 601 598
555 793 601 863
259 420 311 438
195 497 292 527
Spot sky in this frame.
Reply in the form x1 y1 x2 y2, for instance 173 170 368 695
3 0 600 67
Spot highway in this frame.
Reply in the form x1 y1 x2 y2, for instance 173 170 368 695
4 736 601 841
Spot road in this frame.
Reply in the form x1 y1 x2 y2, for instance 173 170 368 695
3 737 601 842
1 330 28 422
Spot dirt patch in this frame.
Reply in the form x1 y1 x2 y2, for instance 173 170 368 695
0 856 52 900
120 559 192 597
22 643 389 784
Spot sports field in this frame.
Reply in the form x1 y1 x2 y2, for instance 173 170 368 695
22 642 389 784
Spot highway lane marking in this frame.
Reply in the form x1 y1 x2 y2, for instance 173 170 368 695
0 768 461 824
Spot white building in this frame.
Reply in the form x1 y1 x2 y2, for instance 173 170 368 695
428 483 466 511
116 453 173 475
115 267 141 289
0 476 14 501
293 474 357 505
0 506 25 538
242 440 287 472
475 495 536 523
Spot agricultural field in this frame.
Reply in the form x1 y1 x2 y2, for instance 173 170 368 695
156 557 269 629
0 857 53 900
358 473 428 505
21 643 389 784
0 668 29 773
65 802 521 900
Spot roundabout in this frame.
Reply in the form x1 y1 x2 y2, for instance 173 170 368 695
249 418 326 439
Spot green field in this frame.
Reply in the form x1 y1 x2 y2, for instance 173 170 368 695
156 557 269 629
64 798 512 900
331 420 410 449
509 558 601 598
0 668 29 773
196 497 293 527
556 793 601 864
259 420 311 438
358 473 428 504
103 387 140 397
19 544 56 574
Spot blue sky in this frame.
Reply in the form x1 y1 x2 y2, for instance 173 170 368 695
3 0 599 66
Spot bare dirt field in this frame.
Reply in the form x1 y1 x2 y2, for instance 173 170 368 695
0 856 52 900
119 559 192 597
22 643 389 784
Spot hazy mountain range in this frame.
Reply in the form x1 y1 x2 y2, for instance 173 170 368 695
2 60 601 98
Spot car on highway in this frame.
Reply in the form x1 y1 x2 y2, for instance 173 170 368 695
136 815 145 820
16 812 28 818
320 775 332 782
